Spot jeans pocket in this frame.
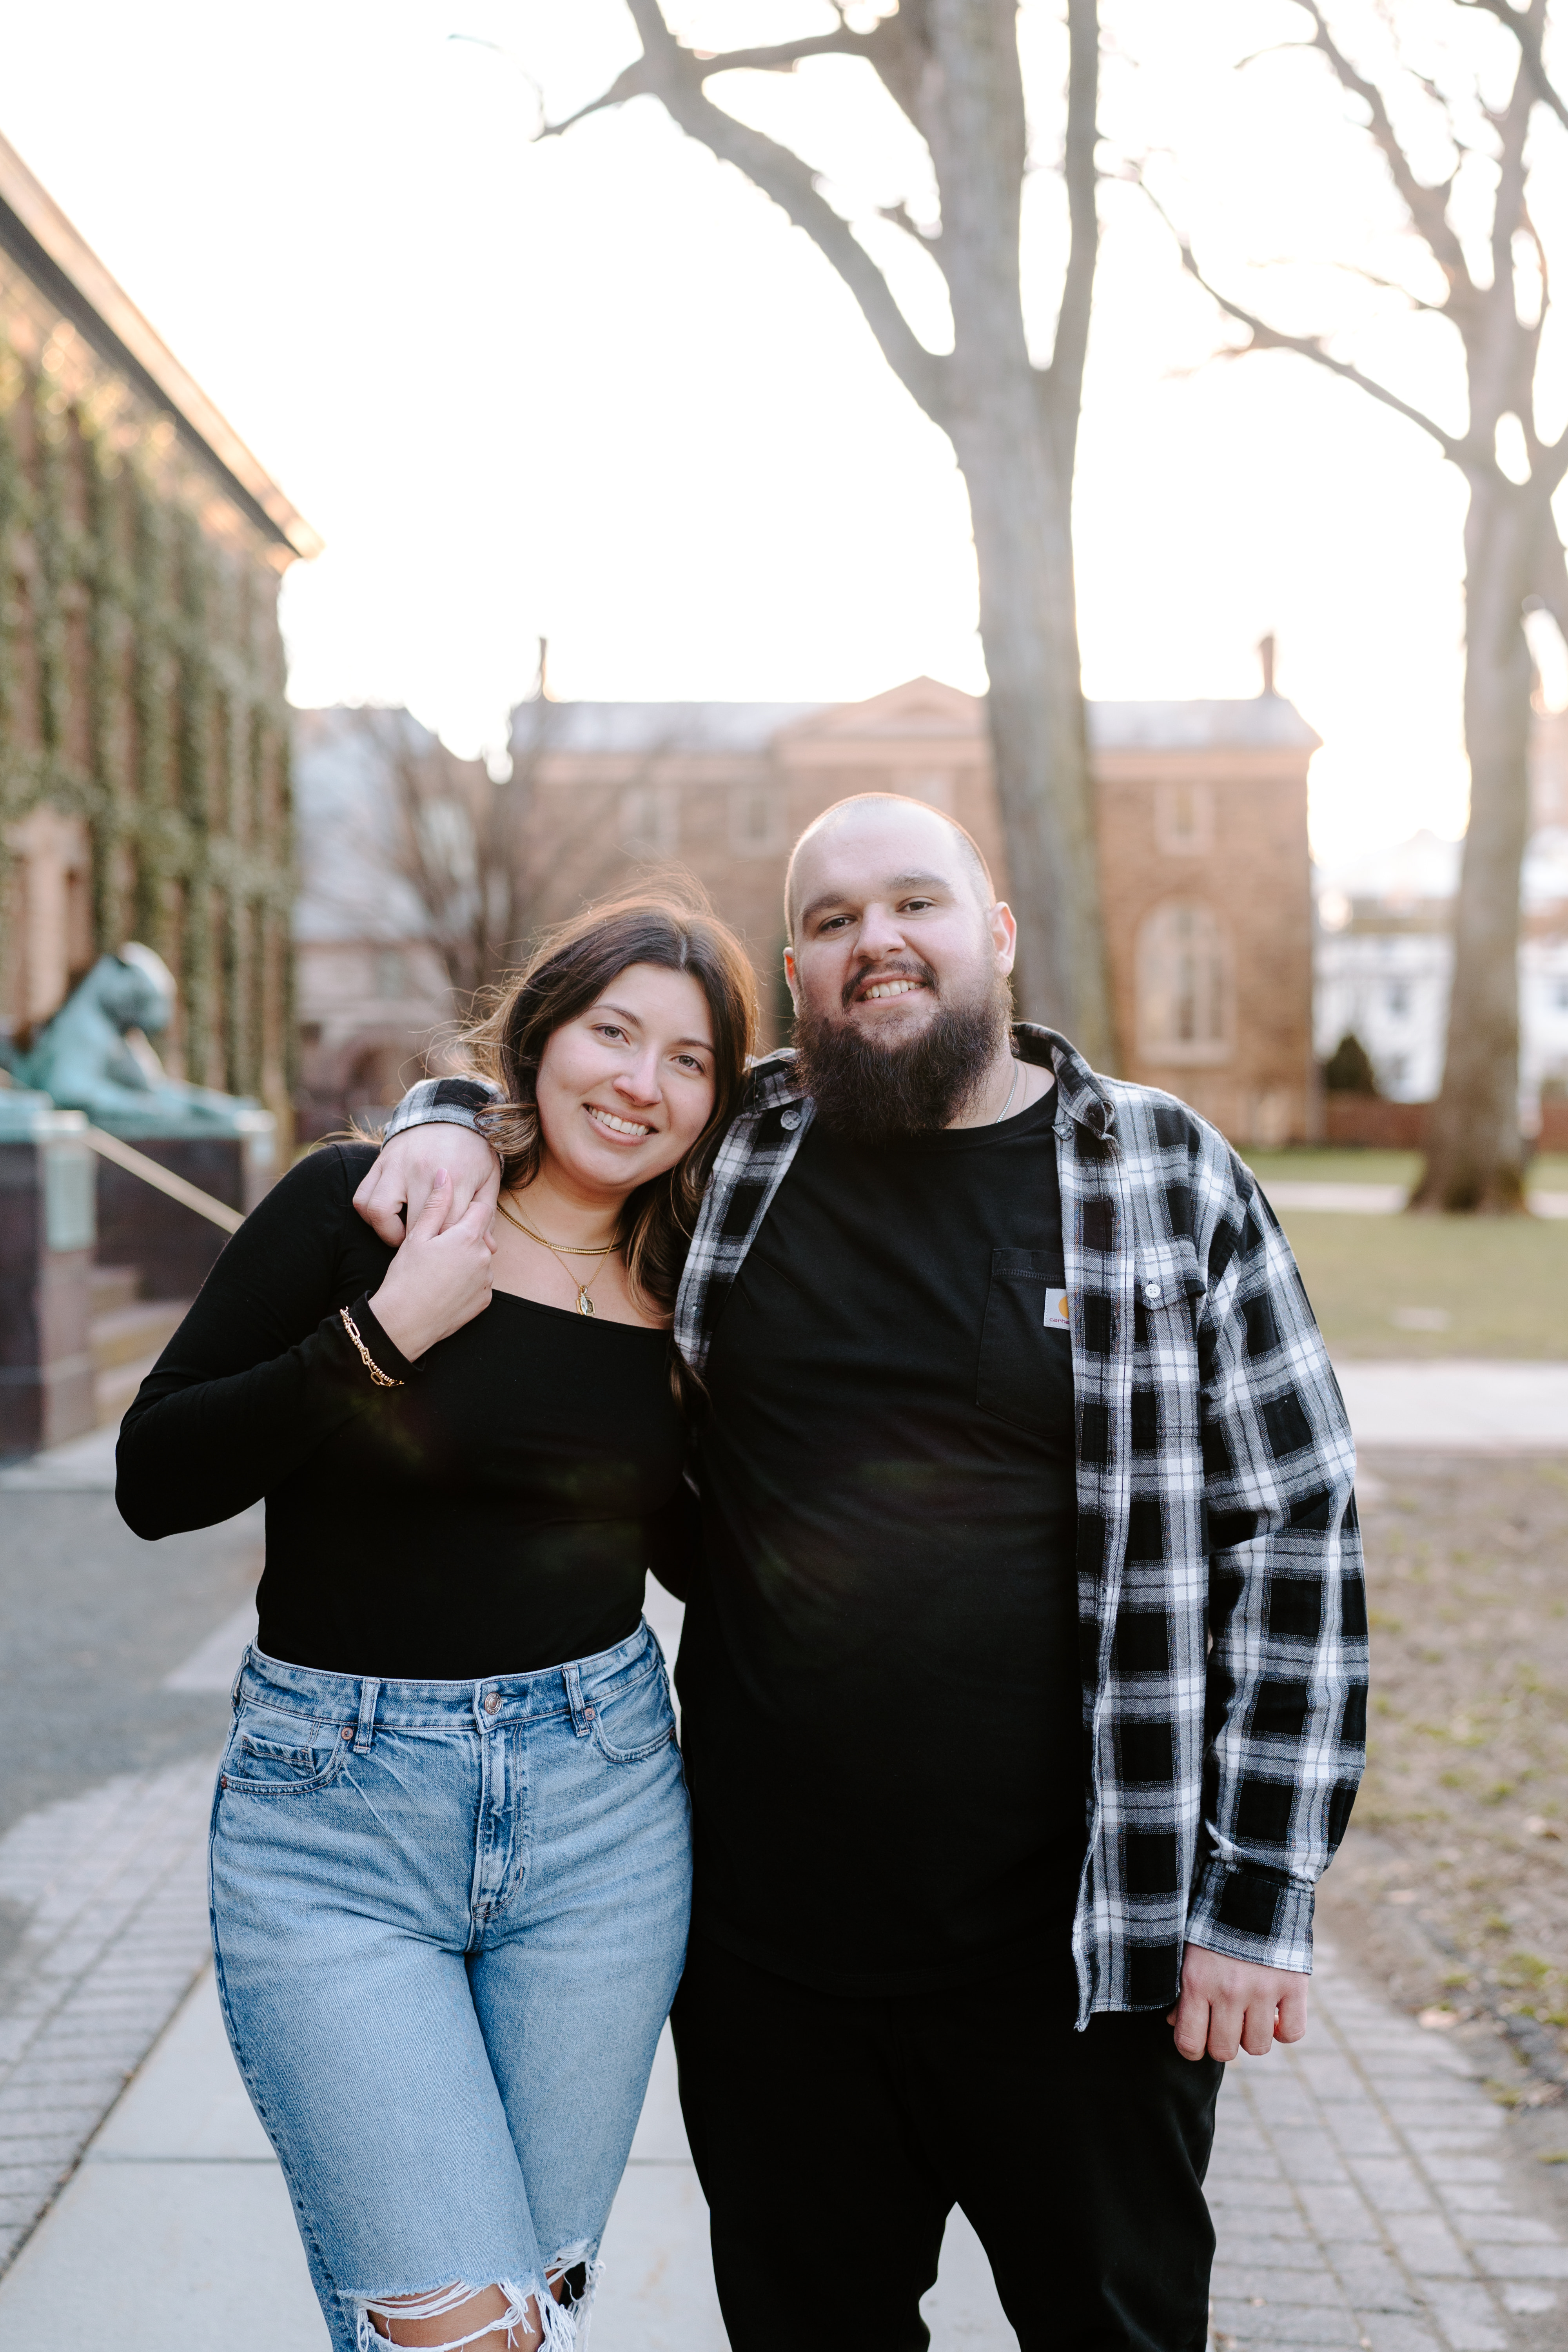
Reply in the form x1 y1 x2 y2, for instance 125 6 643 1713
590 1659 677 1764
221 1702 350 1796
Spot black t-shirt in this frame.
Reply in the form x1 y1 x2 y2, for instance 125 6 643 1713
116 1144 689 1679
681 1087 1084 1995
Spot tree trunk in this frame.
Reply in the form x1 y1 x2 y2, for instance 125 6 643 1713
924 0 1116 1063
1410 476 1543 1212
577 1 1117 1061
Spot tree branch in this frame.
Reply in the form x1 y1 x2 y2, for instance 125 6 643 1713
1321 258 1448 313
545 0 947 419
1488 5 1538 319
1458 0 1568 134
1529 528 1568 634
686 32 874 76
1508 196 1550 447
1136 176 1465 460
1041 0 1100 474
876 198 939 244
1294 1 1474 298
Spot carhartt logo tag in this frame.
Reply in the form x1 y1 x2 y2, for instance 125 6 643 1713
1044 1288 1070 1330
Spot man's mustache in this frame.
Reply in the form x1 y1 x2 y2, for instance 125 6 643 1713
839 956 938 1013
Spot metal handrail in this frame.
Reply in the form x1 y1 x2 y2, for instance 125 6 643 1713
81 1126 245 1234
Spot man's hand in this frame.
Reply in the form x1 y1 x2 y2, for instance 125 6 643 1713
1168 1943 1309 2063
367 1169 496 1361
354 1123 500 1245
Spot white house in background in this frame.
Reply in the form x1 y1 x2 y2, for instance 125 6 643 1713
292 708 459 1139
1314 825 1568 1109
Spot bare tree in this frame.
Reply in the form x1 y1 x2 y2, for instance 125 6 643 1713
537 0 1117 1065
340 664 699 1021
1152 1 1568 1211
348 708 528 1008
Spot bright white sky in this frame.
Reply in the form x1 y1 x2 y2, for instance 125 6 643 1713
3 0 1567 864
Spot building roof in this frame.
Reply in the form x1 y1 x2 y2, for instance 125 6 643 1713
0 129 321 563
1086 696 1321 752
512 701 828 754
510 686 1321 756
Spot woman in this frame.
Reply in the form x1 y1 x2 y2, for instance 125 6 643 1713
117 895 758 2352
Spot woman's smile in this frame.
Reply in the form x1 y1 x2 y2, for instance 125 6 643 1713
584 1103 655 1142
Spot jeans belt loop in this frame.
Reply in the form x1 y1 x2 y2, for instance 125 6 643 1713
563 1661 590 1737
354 1675 381 1754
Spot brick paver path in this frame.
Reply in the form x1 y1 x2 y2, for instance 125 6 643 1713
1 1754 1563 2352
1209 1950 1566 2352
0 1759 213 2271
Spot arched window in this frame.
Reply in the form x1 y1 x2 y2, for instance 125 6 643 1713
1136 901 1234 1066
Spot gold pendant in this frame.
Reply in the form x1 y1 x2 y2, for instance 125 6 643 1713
577 1290 595 1316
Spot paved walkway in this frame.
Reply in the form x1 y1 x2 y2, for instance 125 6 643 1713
1263 1184 1568 1219
1334 1362 1568 1450
0 1940 1562 2350
2 1410 1565 2342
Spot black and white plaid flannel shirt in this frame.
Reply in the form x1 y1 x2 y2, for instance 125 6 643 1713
385 1025 1366 2014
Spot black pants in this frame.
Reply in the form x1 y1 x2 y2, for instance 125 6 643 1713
671 1935 1224 2352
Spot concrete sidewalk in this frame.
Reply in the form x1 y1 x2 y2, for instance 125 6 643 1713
1261 1184 1568 1219
0 1964 1010 2348
1336 1362 1568 1450
1 1939 1563 2350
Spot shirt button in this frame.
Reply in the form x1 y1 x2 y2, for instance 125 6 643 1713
780 1109 800 1131
1144 1281 1162 1303
484 1693 501 1714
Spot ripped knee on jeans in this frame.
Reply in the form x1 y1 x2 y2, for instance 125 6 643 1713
359 2260 595 2352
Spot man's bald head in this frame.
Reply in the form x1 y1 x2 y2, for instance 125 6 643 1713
783 795 996 942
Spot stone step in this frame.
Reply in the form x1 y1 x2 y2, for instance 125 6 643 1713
94 1352 165 1427
90 1300 187 1375
88 1265 140 1317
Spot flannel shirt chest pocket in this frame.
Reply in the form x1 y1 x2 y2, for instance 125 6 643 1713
1132 1246 1207 1358
976 1247 1073 1438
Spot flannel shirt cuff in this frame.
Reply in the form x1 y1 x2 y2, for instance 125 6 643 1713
1186 1857 1316 1976
381 1076 501 1147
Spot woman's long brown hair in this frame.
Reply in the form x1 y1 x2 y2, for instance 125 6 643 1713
459 891 759 1317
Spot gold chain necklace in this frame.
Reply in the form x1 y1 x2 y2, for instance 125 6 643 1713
497 1196 620 1317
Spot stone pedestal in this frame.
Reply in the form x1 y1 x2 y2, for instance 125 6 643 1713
91 1111 277 1300
0 1093 97 1458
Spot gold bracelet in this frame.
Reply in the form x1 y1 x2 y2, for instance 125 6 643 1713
339 1306 404 1388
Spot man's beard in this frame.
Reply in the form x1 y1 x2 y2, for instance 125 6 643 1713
791 962 1012 1145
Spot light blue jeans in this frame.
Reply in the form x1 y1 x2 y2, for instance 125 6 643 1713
210 1619 691 2352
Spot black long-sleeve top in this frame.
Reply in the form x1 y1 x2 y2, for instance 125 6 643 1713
117 1143 689 1679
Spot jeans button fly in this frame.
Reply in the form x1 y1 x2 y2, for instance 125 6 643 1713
484 1693 501 1714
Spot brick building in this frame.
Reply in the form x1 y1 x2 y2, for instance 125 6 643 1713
0 131 319 1131
516 673 1320 1145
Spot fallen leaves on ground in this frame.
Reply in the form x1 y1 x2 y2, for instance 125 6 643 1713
1318 1450 1568 2070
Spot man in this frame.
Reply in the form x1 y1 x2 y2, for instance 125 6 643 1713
357 795 1366 2352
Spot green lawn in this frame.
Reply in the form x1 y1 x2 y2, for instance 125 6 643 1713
1234 1149 1568 1357
1262 1207 1568 1359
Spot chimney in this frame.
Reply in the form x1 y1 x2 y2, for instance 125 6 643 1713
1258 633 1277 697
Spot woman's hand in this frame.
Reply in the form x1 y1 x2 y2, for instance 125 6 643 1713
367 1169 496 1361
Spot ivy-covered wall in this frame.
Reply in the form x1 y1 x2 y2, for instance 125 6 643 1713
0 269 296 1128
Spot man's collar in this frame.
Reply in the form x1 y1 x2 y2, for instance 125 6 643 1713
1013 1024 1117 1142
742 1025 1116 1141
